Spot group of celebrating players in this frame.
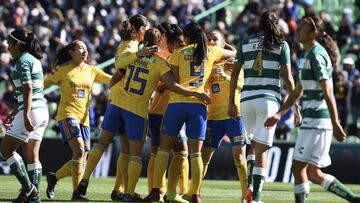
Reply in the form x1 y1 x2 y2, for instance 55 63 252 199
1 9 360 203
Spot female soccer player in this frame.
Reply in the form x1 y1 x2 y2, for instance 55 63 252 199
146 22 236 203
147 23 190 202
105 28 210 202
201 30 248 202
75 14 157 201
44 39 111 200
265 17 360 203
0 29 48 203
229 11 298 203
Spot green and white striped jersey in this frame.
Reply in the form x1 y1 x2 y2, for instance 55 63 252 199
11 52 47 111
297 43 332 130
236 33 290 104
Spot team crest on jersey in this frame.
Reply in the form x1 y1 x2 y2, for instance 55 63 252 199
77 89 85 98
212 84 220 93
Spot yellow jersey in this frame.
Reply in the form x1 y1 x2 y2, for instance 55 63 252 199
111 55 171 118
168 44 223 104
207 61 244 120
149 88 170 115
44 63 111 126
109 40 139 101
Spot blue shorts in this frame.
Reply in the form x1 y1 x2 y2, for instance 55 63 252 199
149 114 187 146
162 103 207 140
58 117 91 151
102 104 146 141
204 117 246 148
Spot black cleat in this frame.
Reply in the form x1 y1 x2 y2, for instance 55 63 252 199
351 197 360 203
122 193 144 202
110 190 124 201
191 194 201 203
13 185 40 203
71 191 89 201
77 179 89 196
46 172 58 199
143 188 163 202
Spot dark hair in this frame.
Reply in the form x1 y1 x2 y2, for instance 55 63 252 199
143 28 161 47
166 24 184 49
157 22 172 35
120 14 148 41
259 11 284 50
9 29 42 59
307 17 339 66
183 22 207 66
52 40 79 67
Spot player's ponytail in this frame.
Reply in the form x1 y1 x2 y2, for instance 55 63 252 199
120 14 149 41
308 17 339 66
183 22 207 66
52 40 78 67
9 29 43 59
259 11 284 50
143 28 161 47
166 24 184 49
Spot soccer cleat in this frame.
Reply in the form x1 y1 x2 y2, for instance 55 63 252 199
110 190 124 201
121 193 144 202
71 191 89 201
13 185 40 203
191 194 201 203
46 172 58 199
143 188 164 202
165 191 189 203
77 179 89 196
351 197 360 203
245 187 253 203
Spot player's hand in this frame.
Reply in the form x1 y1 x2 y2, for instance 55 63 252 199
294 107 302 127
137 45 158 57
264 113 281 128
195 92 211 105
227 102 238 119
24 115 34 132
333 122 346 142
212 65 227 78
3 114 15 130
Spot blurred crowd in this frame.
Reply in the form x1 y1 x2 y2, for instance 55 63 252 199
0 0 360 139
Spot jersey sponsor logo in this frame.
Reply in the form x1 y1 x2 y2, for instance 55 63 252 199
77 89 85 98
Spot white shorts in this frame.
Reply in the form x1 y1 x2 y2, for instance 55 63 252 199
293 129 332 168
241 98 279 146
6 108 49 142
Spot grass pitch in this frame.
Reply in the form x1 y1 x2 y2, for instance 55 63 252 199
0 175 359 202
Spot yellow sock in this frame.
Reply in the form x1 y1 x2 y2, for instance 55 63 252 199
119 153 129 192
235 160 248 199
189 153 203 195
83 144 105 181
71 160 83 191
126 156 142 196
153 150 169 188
55 160 72 180
178 155 189 195
202 162 210 179
160 171 167 194
168 151 187 193
113 153 125 193
147 153 156 192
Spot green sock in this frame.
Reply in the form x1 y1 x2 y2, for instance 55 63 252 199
294 193 308 203
253 174 265 201
7 153 32 190
323 175 356 202
247 155 255 186
27 163 42 190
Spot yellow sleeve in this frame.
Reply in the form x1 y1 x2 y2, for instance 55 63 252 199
94 67 111 84
44 68 62 88
159 60 171 76
211 46 224 62
114 44 138 70
168 50 180 67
